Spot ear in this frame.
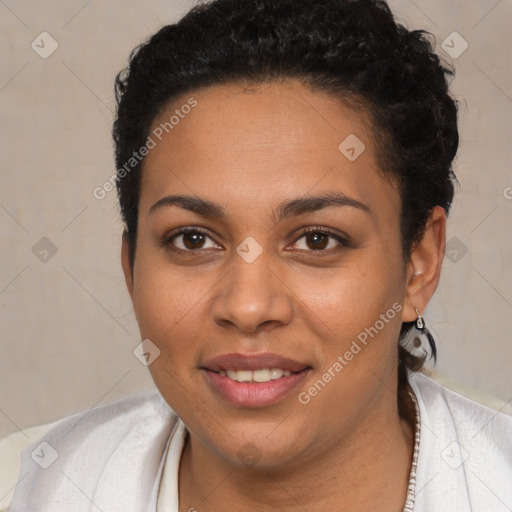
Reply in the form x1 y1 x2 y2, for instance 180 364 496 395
121 230 134 300
403 206 446 322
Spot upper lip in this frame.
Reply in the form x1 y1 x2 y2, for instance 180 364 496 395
201 352 310 373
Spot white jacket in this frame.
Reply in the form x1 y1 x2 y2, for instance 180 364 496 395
8 372 512 512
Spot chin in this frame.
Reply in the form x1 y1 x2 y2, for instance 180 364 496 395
202 420 311 470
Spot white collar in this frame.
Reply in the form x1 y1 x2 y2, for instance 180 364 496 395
157 417 188 512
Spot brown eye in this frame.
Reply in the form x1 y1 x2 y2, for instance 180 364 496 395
182 232 206 249
292 228 347 252
169 229 220 251
305 232 329 250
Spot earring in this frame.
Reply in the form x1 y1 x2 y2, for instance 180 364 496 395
414 307 425 330
414 307 437 362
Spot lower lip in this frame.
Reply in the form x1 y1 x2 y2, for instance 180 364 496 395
203 369 310 408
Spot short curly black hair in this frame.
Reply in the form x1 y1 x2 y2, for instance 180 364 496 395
112 0 459 389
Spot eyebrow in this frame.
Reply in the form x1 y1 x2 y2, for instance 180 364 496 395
148 192 371 223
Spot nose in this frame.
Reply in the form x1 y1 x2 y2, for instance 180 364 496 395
210 248 294 334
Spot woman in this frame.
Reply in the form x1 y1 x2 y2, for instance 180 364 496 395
9 0 512 511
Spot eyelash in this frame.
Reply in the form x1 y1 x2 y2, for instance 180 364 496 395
163 226 350 255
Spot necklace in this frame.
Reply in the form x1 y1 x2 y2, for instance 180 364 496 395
402 391 421 512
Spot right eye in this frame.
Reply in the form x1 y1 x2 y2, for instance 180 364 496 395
166 228 222 252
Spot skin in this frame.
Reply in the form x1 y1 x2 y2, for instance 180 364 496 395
121 80 446 511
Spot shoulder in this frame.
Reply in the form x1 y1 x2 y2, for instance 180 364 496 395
408 371 512 512
9 388 180 512
410 371 512 455
410 371 512 434
34 387 177 456
47 387 174 436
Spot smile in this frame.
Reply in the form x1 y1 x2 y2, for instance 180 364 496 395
201 353 311 408
218 368 293 382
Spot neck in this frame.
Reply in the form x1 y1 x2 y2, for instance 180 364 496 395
178 389 415 512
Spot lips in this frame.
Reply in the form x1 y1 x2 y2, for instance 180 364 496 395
201 352 311 408
202 352 309 373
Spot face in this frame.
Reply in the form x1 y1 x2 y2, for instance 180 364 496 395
123 80 417 468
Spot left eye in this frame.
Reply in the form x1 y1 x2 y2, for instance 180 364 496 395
292 230 345 251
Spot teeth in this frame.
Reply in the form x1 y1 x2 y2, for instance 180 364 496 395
269 368 284 379
253 369 270 382
236 370 253 382
219 368 294 383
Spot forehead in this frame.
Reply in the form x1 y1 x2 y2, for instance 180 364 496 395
140 80 400 226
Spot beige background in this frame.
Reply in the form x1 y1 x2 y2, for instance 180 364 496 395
0 0 511 439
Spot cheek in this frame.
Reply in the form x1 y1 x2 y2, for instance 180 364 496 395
292 250 403 334
131 249 209 350
131 254 210 406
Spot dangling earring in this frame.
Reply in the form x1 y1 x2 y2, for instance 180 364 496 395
414 307 437 362
414 307 425 330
